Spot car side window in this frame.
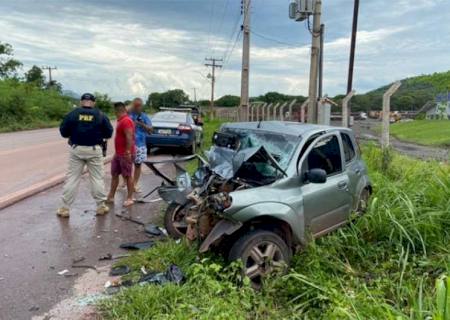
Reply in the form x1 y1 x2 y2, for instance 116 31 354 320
341 132 356 163
307 135 342 176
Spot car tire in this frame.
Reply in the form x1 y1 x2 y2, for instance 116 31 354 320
164 203 189 239
228 229 292 288
356 187 371 214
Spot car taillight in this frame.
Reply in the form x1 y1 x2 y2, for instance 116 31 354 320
177 124 192 133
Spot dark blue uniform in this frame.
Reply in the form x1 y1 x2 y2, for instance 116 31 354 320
60 107 113 146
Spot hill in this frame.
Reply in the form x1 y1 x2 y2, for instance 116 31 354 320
343 70 450 112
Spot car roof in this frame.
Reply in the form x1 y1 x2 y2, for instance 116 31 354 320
221 121 349 138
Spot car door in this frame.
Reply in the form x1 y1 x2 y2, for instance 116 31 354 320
299 133 353 238
340 131 363 209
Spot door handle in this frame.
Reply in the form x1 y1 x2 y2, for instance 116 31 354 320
337 181 348 190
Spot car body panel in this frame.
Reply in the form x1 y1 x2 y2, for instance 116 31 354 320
218 122 371 247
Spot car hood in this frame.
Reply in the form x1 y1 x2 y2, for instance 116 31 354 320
207 145 287 183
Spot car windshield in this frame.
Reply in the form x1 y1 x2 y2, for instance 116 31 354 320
221 128 299 170
153 112 187 123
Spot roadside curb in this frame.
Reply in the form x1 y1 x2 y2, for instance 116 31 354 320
0 155 114 210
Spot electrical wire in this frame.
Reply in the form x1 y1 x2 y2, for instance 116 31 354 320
251 30 308 48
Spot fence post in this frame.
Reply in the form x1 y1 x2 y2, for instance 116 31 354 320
279 102 288 121
257 103 264 121
249 103 254 122
264 103 272 120
300 98 310 122
272 103 280 120
342 90 355 128
381 81 401 149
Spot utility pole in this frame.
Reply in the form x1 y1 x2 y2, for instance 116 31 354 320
307 0 322 124
346 0 360 122
205 58 223 118
192 87 197 103
42 66 57 85
240 0 251 121
318 24 325 99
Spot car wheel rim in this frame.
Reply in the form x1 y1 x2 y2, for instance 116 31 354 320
242 241 286 287
171 205 188 236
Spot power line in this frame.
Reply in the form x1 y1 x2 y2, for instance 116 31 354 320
250 30 305 48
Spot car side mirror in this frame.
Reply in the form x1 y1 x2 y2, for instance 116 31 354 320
304 168 327 184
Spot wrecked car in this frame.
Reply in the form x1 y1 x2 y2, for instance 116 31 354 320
146 121 372 287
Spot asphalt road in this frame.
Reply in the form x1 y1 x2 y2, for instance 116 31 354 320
0 126 175 319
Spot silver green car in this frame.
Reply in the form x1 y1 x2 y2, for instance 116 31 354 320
156 121 372 286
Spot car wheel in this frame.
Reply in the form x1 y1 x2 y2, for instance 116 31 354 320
356 187 371 214
164 203 189 239
228 229 292 289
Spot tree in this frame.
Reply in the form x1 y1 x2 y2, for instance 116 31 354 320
94 93 113 113
25 65 45 88
146 89 189 109
0 42 22 79
46 80 63 93
216 95 240 107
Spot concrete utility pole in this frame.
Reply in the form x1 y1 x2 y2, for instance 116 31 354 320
342 90 355 128
318 24 325 99
381 82 401 148
192 88 197 103
307 0 322 124
240 0 251 121
42 66 57 85
205 58 223 118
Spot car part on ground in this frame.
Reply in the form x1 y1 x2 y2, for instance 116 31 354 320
145 121 372 287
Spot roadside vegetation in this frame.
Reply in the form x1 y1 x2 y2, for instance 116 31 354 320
100 129 450 319
390 120 450 147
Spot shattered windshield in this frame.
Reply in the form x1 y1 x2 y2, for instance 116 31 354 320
222 128 299 170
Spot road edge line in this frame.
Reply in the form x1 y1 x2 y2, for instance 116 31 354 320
0 155 113 210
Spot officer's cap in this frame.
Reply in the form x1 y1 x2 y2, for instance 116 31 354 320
81 93 96 102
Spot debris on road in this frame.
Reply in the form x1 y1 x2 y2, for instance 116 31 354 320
72 256 86 264
99 253 131 261
144 224 165 236
109 265 131 276
71 265 98 272
139 264 184 286
58 269 70 276
119 241 154 250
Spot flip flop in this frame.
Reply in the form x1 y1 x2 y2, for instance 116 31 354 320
123 199 134 207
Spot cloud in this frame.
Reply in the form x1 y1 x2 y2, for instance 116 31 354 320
1 0 450 99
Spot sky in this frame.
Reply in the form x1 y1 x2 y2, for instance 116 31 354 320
1 0 449 101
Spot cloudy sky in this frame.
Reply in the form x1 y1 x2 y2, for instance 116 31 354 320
1 0 449 100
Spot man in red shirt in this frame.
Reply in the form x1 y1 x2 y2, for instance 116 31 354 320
107 102 136 207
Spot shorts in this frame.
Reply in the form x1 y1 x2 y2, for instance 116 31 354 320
134 146 147 165
111 154 134 177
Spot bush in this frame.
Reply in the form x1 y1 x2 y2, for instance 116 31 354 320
0 79 73 132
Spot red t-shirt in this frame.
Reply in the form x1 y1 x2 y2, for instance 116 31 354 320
115 114 136 156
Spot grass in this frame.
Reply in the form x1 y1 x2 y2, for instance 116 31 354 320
390 120 450 147
99 136 450 319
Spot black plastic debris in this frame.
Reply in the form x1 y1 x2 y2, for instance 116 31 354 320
166 264 184 285
144 224 163 236
119 241 154 250
110 265 131 276
139 264 185 286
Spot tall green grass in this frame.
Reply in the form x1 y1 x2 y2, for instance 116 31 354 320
100 144 450 319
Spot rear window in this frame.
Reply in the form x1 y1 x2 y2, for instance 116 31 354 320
153 112 187 123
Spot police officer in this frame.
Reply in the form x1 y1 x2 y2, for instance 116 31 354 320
57 93 114 218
